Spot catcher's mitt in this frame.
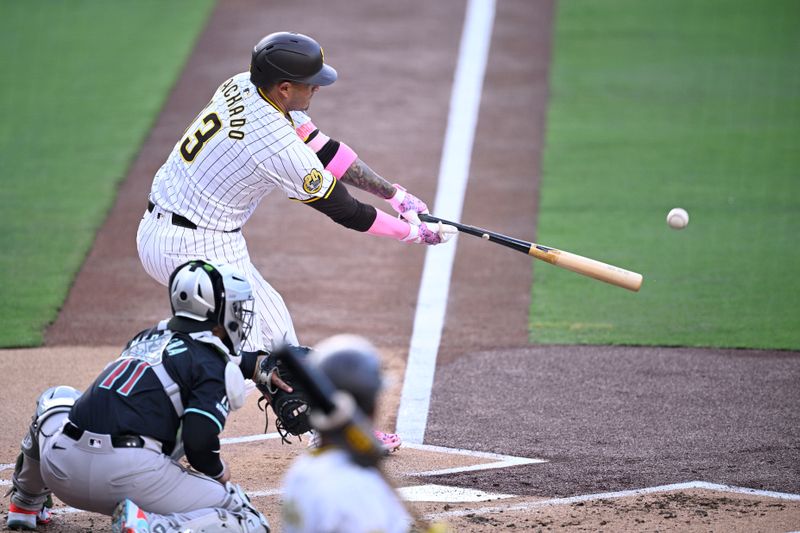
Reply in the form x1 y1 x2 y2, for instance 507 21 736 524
256 345 312 443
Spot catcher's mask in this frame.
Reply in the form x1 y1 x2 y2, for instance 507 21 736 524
250 31 337 88
167 260 254 355
312 334 383 417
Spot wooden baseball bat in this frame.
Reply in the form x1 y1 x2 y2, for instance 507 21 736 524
419 213 643 292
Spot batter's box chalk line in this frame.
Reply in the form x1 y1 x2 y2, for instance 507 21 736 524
220 433 548 477
221 433 547 476
423 480 800 521
400 442 546 477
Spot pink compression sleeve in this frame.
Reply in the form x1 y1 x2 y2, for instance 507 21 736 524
326 142 357 179
366 209 412 240
295 120 358 180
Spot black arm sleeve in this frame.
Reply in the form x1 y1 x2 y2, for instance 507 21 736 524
309 180 377 232
182 411 225 478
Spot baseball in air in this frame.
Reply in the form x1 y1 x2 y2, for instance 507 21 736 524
666 208 689 230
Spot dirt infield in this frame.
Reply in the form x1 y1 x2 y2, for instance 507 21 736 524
2 346 798 531
3 0 799 531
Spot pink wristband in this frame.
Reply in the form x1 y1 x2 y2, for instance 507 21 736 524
366 209 412 240
295 120 316 141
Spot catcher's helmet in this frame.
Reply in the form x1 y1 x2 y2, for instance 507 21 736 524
312 334 383 416
250 31 337 88
167 260 254 355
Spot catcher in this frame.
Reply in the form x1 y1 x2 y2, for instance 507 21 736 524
6 260 294 532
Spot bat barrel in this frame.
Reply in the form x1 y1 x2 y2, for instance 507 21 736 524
544 248 643 292
420 213 643 292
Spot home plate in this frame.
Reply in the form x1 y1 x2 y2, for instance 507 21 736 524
398 484 515 502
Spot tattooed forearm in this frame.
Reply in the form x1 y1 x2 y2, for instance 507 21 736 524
340 158 396 199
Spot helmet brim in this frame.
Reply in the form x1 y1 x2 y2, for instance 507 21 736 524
300 64 337 86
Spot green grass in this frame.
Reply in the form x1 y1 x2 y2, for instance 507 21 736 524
0 1 214 347
531 0 800 349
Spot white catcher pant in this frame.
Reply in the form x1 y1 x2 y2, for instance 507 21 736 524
137 205 298 351
37 415 266 532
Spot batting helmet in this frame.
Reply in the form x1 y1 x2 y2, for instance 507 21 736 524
250 31 337 88
312 334 383 416
167 260 254 355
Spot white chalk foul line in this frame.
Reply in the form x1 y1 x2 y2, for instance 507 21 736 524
396 0 496 445
219 432 283 445
424 480 800 520
399 484 515 503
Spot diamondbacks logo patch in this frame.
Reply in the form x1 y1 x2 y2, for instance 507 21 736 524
303 168 324 194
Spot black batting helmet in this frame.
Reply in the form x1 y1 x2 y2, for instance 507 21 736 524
312 334 383 416
250 31 337 88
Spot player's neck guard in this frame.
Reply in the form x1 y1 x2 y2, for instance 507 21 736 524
167 316 214 334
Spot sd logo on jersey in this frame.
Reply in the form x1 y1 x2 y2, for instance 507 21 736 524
303 169 324 194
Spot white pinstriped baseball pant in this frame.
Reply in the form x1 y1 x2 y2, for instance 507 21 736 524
136 205 299 351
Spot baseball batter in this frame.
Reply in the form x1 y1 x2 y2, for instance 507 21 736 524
281 334 413 533
6 260 289 532
137 31 456 356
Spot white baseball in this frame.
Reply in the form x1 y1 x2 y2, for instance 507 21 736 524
667 208 689 230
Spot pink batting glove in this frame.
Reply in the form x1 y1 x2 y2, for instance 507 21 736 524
386 184 429 225
402 220 457 245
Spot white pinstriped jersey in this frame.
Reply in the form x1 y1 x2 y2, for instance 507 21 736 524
149 72 335 232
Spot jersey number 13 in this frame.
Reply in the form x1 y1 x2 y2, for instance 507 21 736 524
180 112 222 163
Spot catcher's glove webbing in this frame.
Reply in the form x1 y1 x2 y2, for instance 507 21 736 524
256 345 312 443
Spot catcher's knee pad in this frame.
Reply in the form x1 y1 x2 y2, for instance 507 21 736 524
35 386 81 433
21 386 82 462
